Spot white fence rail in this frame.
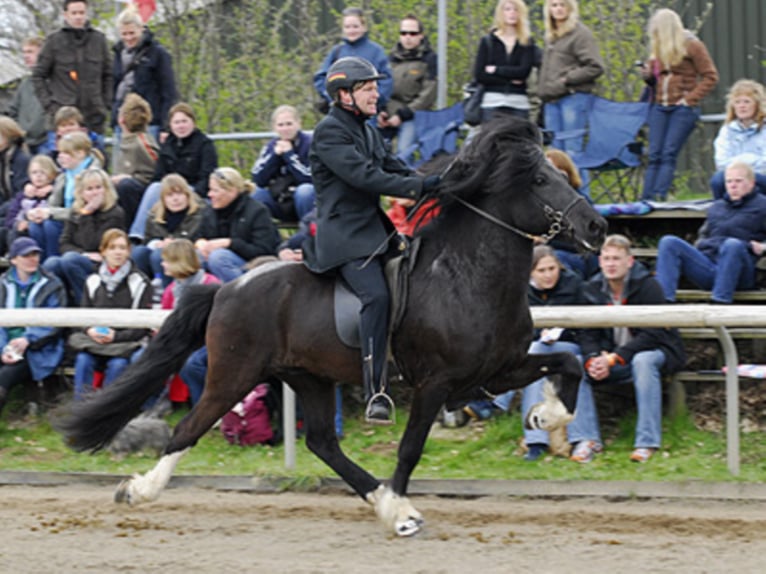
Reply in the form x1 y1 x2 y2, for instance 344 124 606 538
0 305 761 475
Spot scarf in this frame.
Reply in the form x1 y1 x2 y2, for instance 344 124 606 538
64 155 93 208
171 269 205 305
165 208 188 233
98 259 132 295
115 47 138 107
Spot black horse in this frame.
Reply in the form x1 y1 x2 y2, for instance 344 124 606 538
56 117 607 536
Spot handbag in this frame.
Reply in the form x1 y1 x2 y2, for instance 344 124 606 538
463 82 485 127
268 173 297 217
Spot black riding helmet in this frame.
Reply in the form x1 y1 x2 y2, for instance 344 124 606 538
326 56 385 102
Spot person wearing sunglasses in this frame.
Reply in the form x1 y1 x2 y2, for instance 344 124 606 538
376 14 437 155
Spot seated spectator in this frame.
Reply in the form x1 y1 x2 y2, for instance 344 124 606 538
251 105 315 222
581 234 685 463
544 148 599 278
160 239 220 406
5 154 58 250
41 106 106 164
67 229 151 400
195 167 280 282
27 131 103 260
111 93 160 226
710 79 766 200
463 245 602 462
276 208 315 262
655 162 766 304
132 174 203 285
43 168 126 305
0 117 31 205
0 237 66 419
129 102 218 241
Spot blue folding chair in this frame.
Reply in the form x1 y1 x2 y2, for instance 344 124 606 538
398 102 464 168
567 97 650 203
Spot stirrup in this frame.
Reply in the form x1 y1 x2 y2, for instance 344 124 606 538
364 391 395 425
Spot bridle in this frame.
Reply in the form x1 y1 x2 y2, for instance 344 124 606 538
449 190 588 243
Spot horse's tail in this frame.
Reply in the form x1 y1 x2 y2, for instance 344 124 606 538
54 283 221 453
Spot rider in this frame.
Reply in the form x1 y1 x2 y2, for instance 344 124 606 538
303 56 439 424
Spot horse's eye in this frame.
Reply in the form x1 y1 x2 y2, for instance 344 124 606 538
534 175 546 186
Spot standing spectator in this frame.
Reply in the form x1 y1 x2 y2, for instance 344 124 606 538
67 229 150 400
313 7 393 114
0 237 66 420
305 57 436 423
195 167 280 282
27 131 103 261
5 155 58 249
43 168 125 305
251 105 315 223
129 102 218 240
112 6 177 143
538 0 603 161
581 234 685 463
710 79 766 200
111 93 159 226
6 37 47 154
640 8 718 201
32 0 112 136
377 14 437 153
655 162 766 304
463 246 602 462
472 0 538 123
132 174 203 284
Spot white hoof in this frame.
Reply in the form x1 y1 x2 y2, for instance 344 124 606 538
367 485 424 537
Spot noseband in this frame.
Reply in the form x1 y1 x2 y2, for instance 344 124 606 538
450 192 587 243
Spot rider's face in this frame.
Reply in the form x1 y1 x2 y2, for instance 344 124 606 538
348 81 379 116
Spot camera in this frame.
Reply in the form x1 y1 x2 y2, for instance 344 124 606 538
634 60 645 68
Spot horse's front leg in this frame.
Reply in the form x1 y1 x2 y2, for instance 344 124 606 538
373 382 448 537
114 448 189 505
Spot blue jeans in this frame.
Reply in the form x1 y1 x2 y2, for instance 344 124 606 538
655 235 756 303
544 93 593 194
709 170 766 200
129 182 162 239
642 104 700 200
394 120 417 157
252 183 315 222
598 349 666 448
492 340 601 446
179 346 207 406
43 252 97 305
205 249 247 283
28 219 64 261
132 245 171 286
73 347 143 400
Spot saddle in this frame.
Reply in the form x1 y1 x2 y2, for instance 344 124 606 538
333 237 422 348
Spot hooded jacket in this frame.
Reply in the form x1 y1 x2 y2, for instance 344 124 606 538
32 22 112 133
153 128 218 199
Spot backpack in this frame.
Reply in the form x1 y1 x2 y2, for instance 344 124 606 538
221 384 274 446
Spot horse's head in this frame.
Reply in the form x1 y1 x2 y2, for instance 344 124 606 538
435 116 607 252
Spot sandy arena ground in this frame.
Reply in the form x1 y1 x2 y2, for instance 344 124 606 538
1 483 765 573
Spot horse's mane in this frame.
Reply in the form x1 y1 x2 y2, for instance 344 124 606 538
415 116 545 235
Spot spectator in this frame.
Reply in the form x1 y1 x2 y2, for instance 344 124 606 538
5 155 58 249
0 237 66 420
43 167 125 305
472 0 537 123
581 234 685 463
111 93 159 226
6 37 47 154
377 14 437 152
128 102 218 241
41 106 106 164
463 245 602 462
132 174 203 285
27 131 103 260
639 8 718 201
538 0 604 165
195 167 279 282
112 5 177 143
304 57 435 424
32 0 112 136
161 239 220 406
0 116 31 206
251 105 315 222
655 162 766 304
67 229 150 400
313 7 393 114
710 79 766 200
